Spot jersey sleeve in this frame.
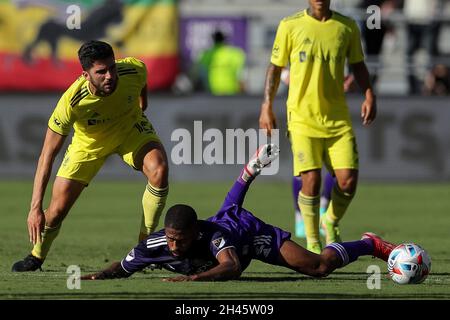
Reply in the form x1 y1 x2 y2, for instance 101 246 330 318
121 57 148 88
134 58 148 88
120 234 168 274
347 20 364 64
209 230 236 259
47 93 75 135
270 19 291 67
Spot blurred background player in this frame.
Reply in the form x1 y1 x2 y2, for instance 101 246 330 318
423 63 450 95
358 0 399 90
191 30 246 95
259 0 376 253
403 0 444 94
12 40 169 272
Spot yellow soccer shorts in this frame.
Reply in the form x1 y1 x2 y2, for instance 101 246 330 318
56 114 161 185
289 129 359 176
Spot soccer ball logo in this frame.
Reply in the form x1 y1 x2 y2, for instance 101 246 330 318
387 243 431 285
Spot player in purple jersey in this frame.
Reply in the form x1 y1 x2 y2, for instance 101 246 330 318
82 144 396 282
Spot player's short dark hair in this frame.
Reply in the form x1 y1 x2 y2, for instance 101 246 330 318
164 204 198 230
212 30 226 44
78 40 114 70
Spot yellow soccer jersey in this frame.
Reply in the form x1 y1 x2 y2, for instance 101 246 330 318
48 57 147 156
271 9 364 137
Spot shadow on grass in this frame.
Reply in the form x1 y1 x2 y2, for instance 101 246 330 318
2 291 450 300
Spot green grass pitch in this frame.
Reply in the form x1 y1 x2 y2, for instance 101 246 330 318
1 180 449 300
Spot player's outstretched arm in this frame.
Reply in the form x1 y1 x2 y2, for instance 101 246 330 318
350 61 377 126
28 128 66 244
81 261 131 280
163 248 241 282
259 63 282 137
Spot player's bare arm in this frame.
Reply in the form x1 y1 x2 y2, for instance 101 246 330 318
351 61 377 126
139 84 148 111
259 63 283 136
81 261 130 280
163 248 242 282
28 128 66 245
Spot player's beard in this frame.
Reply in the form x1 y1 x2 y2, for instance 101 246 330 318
92 77 117 96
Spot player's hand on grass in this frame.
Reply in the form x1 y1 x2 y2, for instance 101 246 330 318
81 262 129 280
27 208 45 245
81 272 105 280
361 95 377 126
162 275 196 282
81 273 100 280
259 104 277 137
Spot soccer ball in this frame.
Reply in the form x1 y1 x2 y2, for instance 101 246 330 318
387 243 431 285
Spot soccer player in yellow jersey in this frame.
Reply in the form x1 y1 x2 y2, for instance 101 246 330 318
259 0 377 253
12 40 169 271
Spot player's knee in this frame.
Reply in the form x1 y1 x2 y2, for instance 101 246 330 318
144 157 168 187
45 206 69 226
300 172 321 195
338 176 357 194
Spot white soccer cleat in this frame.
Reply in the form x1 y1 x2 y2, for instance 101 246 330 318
244 144 280 178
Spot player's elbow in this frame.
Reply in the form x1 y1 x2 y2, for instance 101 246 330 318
231 264 242 279
313 266 331 278
225 261 242 280
228 261 242 280
302 259 332 278
312 260 334 278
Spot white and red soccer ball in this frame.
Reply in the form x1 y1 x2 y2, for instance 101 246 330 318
387 243 431 285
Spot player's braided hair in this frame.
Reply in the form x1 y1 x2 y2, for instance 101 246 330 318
164 204 198 230
78 40 114 70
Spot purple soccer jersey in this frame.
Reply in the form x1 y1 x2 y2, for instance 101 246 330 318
121 222 237 275
208 208 291 270
121 178 291 276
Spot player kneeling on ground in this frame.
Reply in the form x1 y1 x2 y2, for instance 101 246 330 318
82 144 396 282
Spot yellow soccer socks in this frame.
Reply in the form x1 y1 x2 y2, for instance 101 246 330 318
298 192 321 253
139 183 168 241
31 224 61 260
323 185 355 244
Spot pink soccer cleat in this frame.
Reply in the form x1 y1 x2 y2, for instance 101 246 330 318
361 232 397 262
